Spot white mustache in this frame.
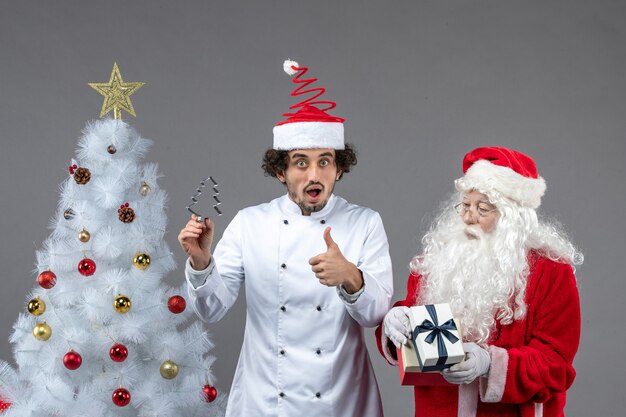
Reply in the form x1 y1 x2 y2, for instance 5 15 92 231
464 225 485 239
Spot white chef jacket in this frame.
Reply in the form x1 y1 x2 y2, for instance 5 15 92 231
185 194 393 417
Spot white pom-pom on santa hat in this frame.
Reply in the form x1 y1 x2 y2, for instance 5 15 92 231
283 60 299 76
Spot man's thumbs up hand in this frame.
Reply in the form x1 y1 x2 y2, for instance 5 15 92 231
323 227 338 249
309 227 363 293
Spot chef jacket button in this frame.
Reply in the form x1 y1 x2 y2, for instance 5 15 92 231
315 392 321 398
281 263 286 269
316 349 321 355
280 306 286 312
280 349 285 355
279 392 285 398
316 305 322 311
320 220 326 224
283 219 288 225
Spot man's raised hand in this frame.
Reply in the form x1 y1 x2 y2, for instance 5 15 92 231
178 215 214 270
309 227 363 292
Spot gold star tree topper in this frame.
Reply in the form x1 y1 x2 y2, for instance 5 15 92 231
89 63 145 119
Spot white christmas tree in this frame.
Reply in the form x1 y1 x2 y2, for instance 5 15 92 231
0 64 226 417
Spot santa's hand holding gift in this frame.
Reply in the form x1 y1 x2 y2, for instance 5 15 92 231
377 146 583 417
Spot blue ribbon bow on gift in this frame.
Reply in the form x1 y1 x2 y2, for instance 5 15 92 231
413 304 459 368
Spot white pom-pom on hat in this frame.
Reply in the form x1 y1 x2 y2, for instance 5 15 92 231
283 59 299 76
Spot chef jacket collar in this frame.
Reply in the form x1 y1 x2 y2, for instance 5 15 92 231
279 193 337 219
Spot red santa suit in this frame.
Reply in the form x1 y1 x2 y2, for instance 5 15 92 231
376 251 581 417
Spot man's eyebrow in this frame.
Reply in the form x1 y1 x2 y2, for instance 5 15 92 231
290 153 309 159
318 152 334 158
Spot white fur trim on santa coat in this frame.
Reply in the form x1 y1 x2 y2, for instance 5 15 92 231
479 345 508 403
455 160 546 209
273 121 344 150
458 381 479 417
381 331 399 366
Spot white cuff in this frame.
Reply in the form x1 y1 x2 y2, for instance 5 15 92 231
336 282 365 304
186 257 215 289
479 345 508 403
381 331 399 366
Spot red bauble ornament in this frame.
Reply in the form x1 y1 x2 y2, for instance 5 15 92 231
37 270 57 289
63 351 82 370
202 384 218 402
167 295 186 314
112 388 131 407
109 343 128 362
77 258 96 276
0 399 10 411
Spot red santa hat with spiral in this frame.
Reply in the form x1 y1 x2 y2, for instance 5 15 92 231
273 60 345 150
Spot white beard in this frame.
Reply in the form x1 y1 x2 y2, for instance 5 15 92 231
414 216 528 345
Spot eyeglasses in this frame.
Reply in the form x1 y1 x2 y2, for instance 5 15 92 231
454 202 498 218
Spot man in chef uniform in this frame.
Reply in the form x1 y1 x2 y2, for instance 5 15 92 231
178 60 393 416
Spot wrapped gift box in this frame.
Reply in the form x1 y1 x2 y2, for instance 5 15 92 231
408 304 465 372
397 338 452 386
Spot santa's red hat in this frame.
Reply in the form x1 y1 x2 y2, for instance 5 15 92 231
273 60 345 150
454 146 546 209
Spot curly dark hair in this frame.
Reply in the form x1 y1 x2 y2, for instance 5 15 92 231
262 144 358 180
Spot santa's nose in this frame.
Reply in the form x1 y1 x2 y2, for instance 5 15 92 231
462 209 479 225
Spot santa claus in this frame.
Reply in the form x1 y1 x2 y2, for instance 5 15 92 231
377 146 583 417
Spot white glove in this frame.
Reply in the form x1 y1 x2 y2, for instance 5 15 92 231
441 342 491 384
383 306 412 348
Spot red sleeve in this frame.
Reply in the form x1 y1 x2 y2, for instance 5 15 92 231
480 259 581 404
375 272 421 363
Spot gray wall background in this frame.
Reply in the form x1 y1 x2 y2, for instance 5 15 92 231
1 1 624 416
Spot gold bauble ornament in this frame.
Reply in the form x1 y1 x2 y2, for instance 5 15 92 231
139 181 151 196
33 322 52 341
78 228 91 243
28 297 46 316
132 252 151 271
113 295 132 314
159 360 179 379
